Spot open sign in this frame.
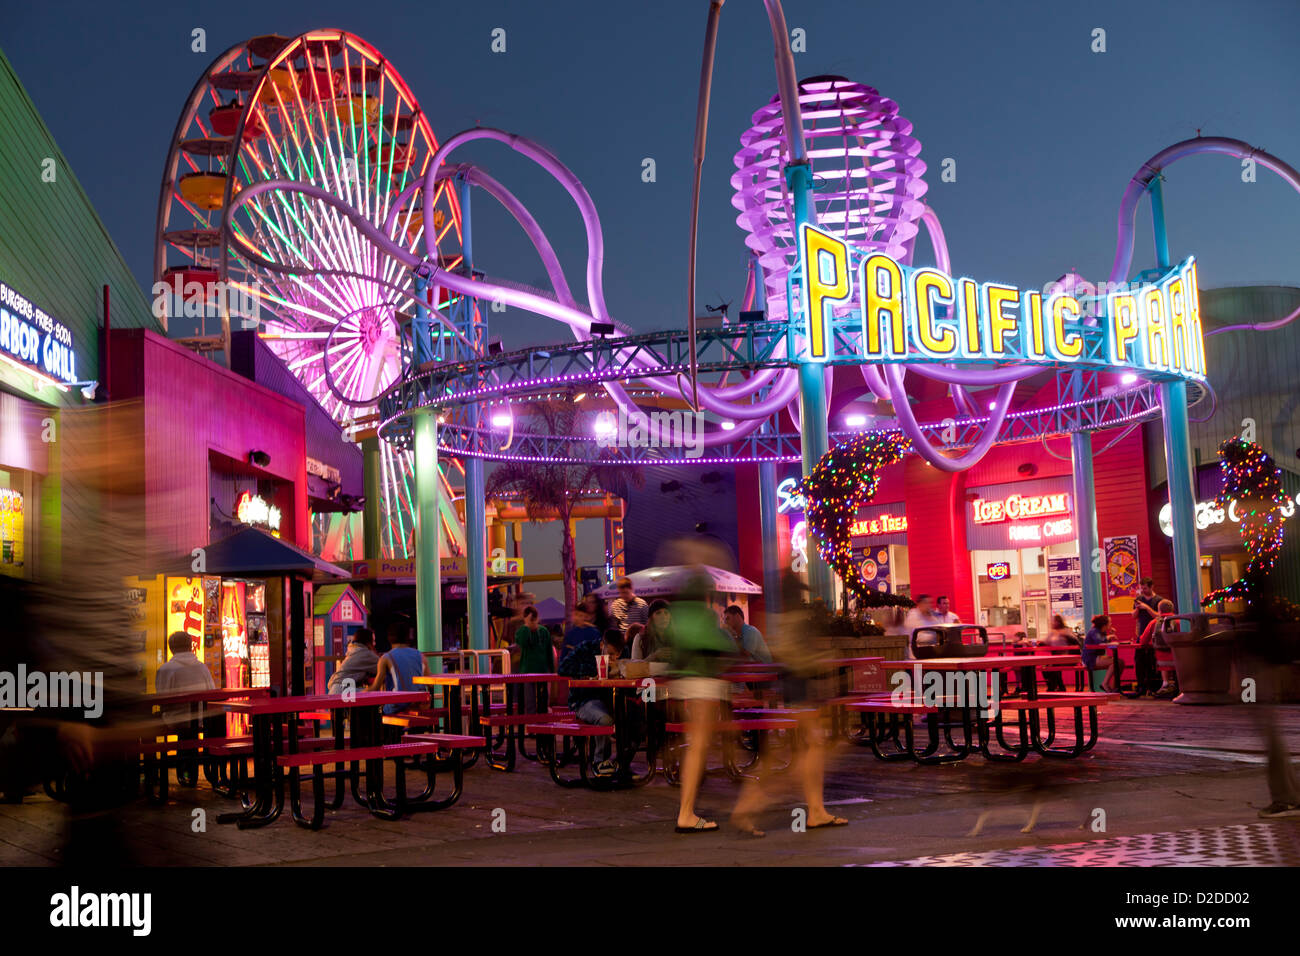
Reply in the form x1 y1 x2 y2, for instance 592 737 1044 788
986 561 1011 580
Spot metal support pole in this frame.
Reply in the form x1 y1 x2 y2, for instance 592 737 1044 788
361 436 382 559
1149 175 1202 613
465 457 487 651
413 274 442 670
1162 380 1202 613
1071 430 1104 626
786 160 833 606
456 173 489 652
414 411 442 668
758 459 781 614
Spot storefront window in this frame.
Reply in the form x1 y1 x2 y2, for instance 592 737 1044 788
973 541 1083 639
0 470 29 578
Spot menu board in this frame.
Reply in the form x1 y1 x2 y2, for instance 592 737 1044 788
0 488 23 577
1047 555 1084 629
166 577 207 659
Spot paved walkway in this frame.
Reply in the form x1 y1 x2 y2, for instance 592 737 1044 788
2 700 1298 866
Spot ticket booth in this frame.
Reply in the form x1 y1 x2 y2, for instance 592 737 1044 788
313 583 367 692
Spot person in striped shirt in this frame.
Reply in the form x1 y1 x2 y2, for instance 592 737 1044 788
608 577 649 635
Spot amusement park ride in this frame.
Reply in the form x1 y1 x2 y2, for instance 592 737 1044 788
152 3 1300 667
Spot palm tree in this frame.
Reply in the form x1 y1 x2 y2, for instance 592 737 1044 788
484 400 642 621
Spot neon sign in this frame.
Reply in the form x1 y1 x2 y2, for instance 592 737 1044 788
986 561 1011 580
1008 516 1074 543
236 491 282 533
776 477 806 514
1159 492 1299 537
0 279 78 387
972 493 1070 525
849 513 907 536
797 224 1205 381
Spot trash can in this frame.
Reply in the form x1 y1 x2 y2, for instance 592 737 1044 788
1161 613 1238 705
911 624 988 659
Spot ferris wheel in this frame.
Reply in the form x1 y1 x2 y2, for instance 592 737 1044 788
155 29 468 559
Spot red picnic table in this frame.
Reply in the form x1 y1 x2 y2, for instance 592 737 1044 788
414 673 568 771
875 655 1108 760
136 687 274 803
217 690 427 829
535 678 660 789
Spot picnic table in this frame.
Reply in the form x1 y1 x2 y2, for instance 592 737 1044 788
867 655 1106 760
414 672 566 771
138 687 272 801
216 690 426 829
531 677 660 789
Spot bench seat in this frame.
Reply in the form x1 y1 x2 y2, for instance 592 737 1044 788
276 739 448 769
664 718 797 733
525 722 615 737
479 712 570 728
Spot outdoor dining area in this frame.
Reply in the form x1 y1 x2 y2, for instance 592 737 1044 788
114 621 1123 833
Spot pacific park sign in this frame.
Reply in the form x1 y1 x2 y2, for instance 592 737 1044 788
797 224 1206 382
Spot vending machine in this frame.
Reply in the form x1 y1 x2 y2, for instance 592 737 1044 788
220 580 249 735
246 581 270 690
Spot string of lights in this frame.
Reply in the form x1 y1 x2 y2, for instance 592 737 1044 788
796 431 912 603
1201 437 1290 607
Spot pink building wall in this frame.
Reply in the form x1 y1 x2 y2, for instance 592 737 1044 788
108 328 309 557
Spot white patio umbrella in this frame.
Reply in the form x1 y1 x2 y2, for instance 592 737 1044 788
593 565 763 599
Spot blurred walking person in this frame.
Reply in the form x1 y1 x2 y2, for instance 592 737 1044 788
670 570 737 832
731 572 848 836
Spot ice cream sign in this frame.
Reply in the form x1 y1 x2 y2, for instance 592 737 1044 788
971 492 1070 525
0 279 78 388
798 224 1205 381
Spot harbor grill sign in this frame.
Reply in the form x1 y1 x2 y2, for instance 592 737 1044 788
797 225 1206 381
0 279 78 387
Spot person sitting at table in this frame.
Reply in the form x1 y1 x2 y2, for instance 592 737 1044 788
1137 599 1178 698
155 631 216 786
934 595 960 625
560 605 602 657
580 591 612 636
723 605 772 663
1042 615 1076 692
632 600 673 662
1082 614 1111 692
327 627 379 696
369 620 429 714
622 624 643 661
557 629 625 776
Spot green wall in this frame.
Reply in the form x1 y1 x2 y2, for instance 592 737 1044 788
1 45 162 578
0 45 160 407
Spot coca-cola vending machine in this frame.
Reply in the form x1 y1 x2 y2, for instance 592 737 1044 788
220 581 249 736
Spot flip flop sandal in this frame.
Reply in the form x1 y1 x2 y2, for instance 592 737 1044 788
675 818 719 833
807 816 849 829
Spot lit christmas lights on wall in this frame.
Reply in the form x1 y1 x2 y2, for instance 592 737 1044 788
1201 437 1290 607
795 431 911 602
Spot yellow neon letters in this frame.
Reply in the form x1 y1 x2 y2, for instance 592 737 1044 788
795 225 1204 379
799 224 850 361
910 269 957 356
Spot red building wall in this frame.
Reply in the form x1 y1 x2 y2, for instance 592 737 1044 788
109 329 309 557
900 455 975 622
